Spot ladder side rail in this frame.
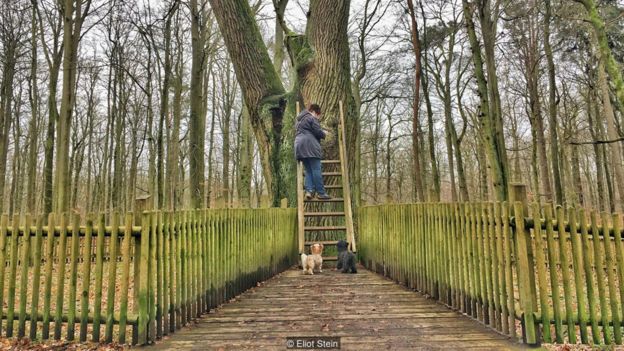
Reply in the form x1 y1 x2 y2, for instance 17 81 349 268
297 161 305 253
296 102 306 254
338 101 357 252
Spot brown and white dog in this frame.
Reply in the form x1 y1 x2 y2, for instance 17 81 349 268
301 243 324 275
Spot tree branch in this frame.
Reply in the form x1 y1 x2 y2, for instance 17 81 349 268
569 137 624 145
272 0 293 35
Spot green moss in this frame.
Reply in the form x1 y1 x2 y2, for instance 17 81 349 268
583 0 624 110
285 34 315 73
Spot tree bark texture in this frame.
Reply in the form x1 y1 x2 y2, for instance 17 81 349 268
544 0 563 204
462 0 509 201
406 0 425 202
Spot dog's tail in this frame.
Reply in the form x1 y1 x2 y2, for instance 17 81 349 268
300 253 308 270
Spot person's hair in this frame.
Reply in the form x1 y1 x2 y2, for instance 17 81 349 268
308 103 321 115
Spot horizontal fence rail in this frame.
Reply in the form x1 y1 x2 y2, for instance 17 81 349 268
0 208 297 345
358 202 624 346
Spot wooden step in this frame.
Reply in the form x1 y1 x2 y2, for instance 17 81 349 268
300 185 342 190
324 185 342 189
322 256 338 261
304 212 345 217
304 226 347 231
304 240 339 246
303 171 342 176
321 160 341 164
300 185 341 191
305 198 344 203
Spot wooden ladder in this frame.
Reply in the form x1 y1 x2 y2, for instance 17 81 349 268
297 101 356 262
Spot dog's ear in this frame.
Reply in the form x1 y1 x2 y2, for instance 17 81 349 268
319 243 324 251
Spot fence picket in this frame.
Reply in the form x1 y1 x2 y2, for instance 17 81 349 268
601 212 621 343
17 214 32 338
6 214 20 337
30 215 44 340
79 215 94 342
67 213 81 340
92 214 105 341
590 211 610 344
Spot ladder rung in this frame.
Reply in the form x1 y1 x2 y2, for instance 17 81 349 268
304 212 345 217
304 240 339 246
322 172 341 176
322 256 338 261
304 226 346 231
301 185 341 190
321 160 341 164
305 198 344 203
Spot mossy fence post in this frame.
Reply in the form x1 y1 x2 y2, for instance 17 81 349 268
510 184 539 346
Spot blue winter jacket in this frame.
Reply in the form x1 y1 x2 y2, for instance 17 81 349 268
294 110 325 160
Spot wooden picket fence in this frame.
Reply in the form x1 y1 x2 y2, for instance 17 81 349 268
0 208 297 345
358 200 624 346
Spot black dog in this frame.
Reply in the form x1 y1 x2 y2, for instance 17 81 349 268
336 240 357 273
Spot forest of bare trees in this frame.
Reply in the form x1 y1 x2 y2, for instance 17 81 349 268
0 0 623 215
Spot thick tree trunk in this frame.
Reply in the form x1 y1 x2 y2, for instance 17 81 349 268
406 0 425 202
530 121 540 200
599 61 624 211
570 139 584 206
43 59 60 214
478 0 509 183
445 117 457 202
0 43 17 214
544 0 563 204
462 0 509 200
431 24 467 202
418 1 439 201
167 20 183 210
423 71 440 201
237 104 252 207
588 90 610 211
297 0 356 159
9 101 22 215
590 88 616 209
385 113 393 202
145 46 156 210
273 0 287 76
33 0 63 215
509 114 522 183
209 0 287 206
286 0 358 206
526 42 553 202
111 44 125 210
206 74 216 208
221 81 232 206
576 0 624 109
189 0 207 208
54 0 91 212
157 1 178 209
26 5 40 213
211 0 356 206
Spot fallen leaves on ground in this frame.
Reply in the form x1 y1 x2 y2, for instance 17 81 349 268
0 338 125 351
543 344 624 351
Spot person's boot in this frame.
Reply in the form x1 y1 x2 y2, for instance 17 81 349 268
316 193 332 200
305 191 313 200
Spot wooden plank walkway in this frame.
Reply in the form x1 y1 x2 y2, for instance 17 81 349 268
153 266 524 350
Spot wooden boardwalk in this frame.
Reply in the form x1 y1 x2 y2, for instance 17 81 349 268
153 266 523 350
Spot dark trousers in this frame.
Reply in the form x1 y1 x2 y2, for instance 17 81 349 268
301 158 327 196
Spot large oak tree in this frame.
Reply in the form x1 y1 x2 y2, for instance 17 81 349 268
208 0 356 206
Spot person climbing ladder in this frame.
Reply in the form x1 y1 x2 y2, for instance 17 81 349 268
295 103 332 200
